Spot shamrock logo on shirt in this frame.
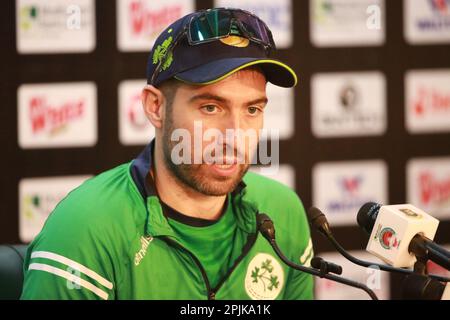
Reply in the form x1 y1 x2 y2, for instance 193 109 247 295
250 259 279 292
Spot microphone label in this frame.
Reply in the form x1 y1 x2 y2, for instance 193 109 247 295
374 226 400 250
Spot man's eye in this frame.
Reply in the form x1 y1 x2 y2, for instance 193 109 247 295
202 105 218 113
248 106 260 115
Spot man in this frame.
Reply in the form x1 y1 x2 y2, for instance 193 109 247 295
21 8 314 300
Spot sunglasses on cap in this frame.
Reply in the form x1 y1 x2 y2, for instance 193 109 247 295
150 8 276 85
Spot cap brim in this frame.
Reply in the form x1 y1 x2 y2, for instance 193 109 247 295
174 57 298 88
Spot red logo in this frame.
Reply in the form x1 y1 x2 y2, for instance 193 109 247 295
29 96 85 135
381 229 398 249
413 86 450 116
129 1 182 36
379 227 400 250
340 176 362 195
429 0 450 13
419 172 450 205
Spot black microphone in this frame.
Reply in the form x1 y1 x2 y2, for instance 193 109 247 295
257 213 379 300
307 206 450 282
357 202 381 235
402 274 448 300
308 206 332 237
311 257 343 276
357 202 450 271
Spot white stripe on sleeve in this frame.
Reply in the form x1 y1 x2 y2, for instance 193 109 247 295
28 263 109 300
31 251 113 290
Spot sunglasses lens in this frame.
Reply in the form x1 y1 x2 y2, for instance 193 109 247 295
190 10 231 42
232 11 273 47
189 9 274 49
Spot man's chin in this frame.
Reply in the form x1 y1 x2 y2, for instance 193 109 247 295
192 164 247 195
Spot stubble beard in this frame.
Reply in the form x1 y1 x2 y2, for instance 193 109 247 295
161 118 250 196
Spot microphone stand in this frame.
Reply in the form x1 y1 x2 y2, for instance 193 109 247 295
258 213 379 300
408 234 450 274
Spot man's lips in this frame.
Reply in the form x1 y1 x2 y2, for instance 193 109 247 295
206 156 241 165
206 158 239 176
209 163 238 176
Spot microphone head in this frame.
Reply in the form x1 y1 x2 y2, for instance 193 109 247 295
256 213 271 228
307 207 331 236
257 213 276 241
364 203 439 268
311 256 343 275
357 202 382 235
310 256 323 269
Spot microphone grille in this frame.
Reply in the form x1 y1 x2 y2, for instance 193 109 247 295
307 207 323 222
357 202 381 234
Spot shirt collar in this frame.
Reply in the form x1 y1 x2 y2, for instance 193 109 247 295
129 139 157 199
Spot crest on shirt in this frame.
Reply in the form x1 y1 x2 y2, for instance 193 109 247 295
245 253 284 300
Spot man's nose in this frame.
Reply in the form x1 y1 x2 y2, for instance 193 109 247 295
222 111 241 131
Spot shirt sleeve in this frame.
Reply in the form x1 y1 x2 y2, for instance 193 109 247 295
20 197 117 300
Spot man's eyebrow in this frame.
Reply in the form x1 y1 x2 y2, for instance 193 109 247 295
188 93 230 104
188 93 268 107
245 97 268 107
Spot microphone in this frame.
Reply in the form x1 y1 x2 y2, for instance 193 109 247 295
357 202 450 270
311 257 343 276
308 206 332 237
307 206 450 282
402 274 450 300
257 213 379 300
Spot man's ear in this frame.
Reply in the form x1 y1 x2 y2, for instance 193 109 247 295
142 84 165 129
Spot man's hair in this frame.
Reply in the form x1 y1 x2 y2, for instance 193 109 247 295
158 78 182 113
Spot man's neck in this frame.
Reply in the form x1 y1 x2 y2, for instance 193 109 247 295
152 145 227 221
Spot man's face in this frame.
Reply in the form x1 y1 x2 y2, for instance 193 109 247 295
161 68 267 196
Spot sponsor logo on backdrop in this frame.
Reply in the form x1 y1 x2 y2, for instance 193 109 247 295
407 157 450 219
116 0 194 51
263 83 294 139
118 80 155 145
405 69 450 133
250 165 295 189
315 251 390 300
28 96 84 135
16 0 96 53
19 176 91 243
214 0 293 48
404 0 450 44
313 161 388 226
18 82 97 149
311 72 386 137
310 0 385 47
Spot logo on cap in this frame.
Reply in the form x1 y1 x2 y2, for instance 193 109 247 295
152 29 174 70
